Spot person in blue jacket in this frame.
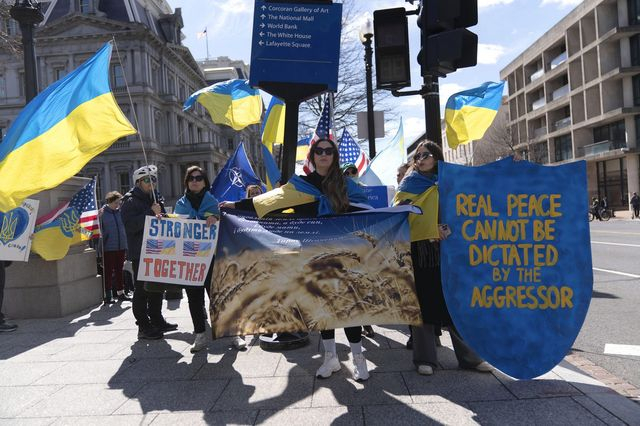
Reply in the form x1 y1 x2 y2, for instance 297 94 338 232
174 165 220 353
99 191 130 304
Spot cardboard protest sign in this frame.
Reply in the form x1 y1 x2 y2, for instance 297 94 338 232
439 158 592 379
0 199 39 262
210 209 421 338
138 216 218 286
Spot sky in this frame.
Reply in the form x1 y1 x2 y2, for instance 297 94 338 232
169 0 584 146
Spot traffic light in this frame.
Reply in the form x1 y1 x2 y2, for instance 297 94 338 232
373 8 411 90
417 0 478 76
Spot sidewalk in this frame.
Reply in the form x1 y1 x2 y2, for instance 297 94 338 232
1 298 639 425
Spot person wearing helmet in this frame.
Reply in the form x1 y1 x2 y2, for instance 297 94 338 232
120 165 176 340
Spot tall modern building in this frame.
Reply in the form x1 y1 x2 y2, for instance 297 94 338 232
0 0 264 207
500 0 640 209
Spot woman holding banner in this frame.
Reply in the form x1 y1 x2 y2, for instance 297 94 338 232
174 166 220 353
220 137 372 381
394 140 491 376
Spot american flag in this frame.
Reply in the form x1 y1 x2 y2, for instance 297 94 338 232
338 129 369 175
146 239 175 255
35 178 100 240
303 94 334 175
183 241 212 257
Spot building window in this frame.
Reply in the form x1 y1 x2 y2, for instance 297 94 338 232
4 19 18 36
630 0 640 25
167 74 175 95
227 138 234 150
54 68 67 81
634 75 640 106
18 71 24 97
632 35 640 66
78 0 93 14
554 134 572 162
594 120 626 145
118 172 130 195
0 74 5 98
111 64 125 88
151 62 160 91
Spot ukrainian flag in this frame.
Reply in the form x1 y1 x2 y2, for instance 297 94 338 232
183 79 262 131
445 81 505 150
296 135 311 162
0 42 136 212
261 96 285 153
260 143 281 190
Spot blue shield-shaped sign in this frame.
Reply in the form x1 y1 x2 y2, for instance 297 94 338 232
439 158 592 379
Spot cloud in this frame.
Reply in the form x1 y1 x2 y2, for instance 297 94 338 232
477 44 507 65
540 0 582 7
479 0 515 8
402 117 427 144
439 83 466 108
401 96 424 108
214 0 252 14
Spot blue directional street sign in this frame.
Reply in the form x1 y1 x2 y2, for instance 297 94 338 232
249 0 343 91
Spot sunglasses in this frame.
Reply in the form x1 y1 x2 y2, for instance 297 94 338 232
141 176 157 184
312 147 335 156
188 175 205 182
414 152 433 161
343 169 357 176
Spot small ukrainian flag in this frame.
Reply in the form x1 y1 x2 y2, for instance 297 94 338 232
445 81 505 150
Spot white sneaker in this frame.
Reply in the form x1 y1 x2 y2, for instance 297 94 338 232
232 335 247 350
190 332 207 353
417 364 433 375
352 353 369 381
316 351 341 378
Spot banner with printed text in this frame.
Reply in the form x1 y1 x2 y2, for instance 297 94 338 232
0 199 39 262
137 216 218 286
210 208 421 338
439 157 592 379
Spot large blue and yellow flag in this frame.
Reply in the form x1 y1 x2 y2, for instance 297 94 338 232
31 178 100 260
183 79 262 131
260 143 281 190
261 96 285 153
445 81 505 150
0 42 136 212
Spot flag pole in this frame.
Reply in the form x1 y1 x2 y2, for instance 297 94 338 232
205 27 210 60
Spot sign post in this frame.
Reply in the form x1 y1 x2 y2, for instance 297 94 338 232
250 0 342 182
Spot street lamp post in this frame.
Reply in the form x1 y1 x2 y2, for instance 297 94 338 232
359 17 376 159
10 0 44 103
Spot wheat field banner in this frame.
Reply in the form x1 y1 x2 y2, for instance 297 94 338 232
439 157 592 379
138 216 219 286
210 208 421 338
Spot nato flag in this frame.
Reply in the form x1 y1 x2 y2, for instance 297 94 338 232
211 142 265 202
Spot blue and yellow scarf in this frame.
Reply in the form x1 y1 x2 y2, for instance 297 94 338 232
393 171 439 242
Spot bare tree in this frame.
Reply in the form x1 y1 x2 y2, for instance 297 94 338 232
298 0 395 139
471 106 516 165
0 1 23 57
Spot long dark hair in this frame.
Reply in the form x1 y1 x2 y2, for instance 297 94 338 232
413 140 444 174
183 165 210 192
310 138 349 213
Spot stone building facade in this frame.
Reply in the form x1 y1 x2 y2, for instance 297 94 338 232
0 0 264 207
500 0 640 209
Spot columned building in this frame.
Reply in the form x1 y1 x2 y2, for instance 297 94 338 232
0 0 263 207
500 0 640 209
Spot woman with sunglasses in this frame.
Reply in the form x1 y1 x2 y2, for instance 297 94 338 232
174 166 220 353
393 140 491 376
220 137 372 381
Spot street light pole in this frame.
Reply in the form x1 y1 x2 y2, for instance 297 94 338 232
360 18 376 159
10 0 44 103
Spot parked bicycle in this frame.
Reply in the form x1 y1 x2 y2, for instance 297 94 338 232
589 206 610 222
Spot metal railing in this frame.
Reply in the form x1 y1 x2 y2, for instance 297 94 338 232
554 116 572 130
552 84 569 101
533 127 547 138
550 51 568 69
532 97 546 110
583 139 627 156
530 68 545 82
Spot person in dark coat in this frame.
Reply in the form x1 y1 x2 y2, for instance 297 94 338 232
120 165 176 340
0 261 17 332
99 191 130 304
393 140 491 376
631 192 640 219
